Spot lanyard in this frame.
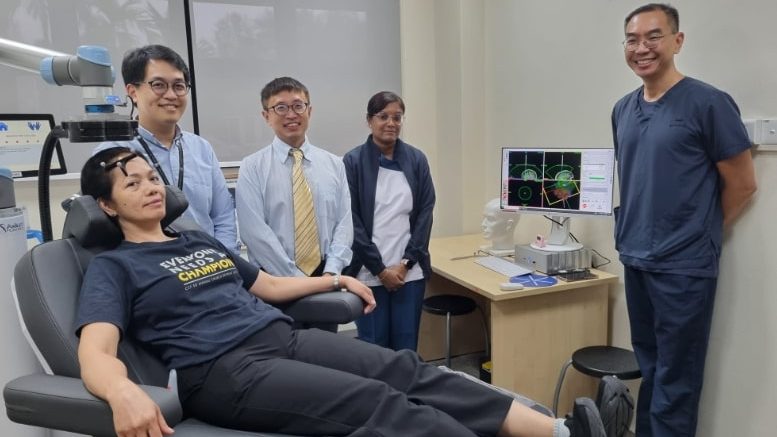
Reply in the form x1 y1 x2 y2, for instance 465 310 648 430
137 135 184 191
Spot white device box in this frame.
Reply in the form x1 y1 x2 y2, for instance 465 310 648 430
514 244 591 274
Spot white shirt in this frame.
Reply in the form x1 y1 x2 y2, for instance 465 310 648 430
357 166 423 286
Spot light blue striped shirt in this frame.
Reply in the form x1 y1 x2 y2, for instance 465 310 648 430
236 136 353 276
95 126 239 252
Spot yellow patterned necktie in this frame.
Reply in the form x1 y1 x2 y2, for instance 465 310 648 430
290 148 321 276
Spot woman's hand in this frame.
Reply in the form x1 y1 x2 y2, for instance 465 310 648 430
79 323 172 437
340 275 377 314
106 379 175 437
378 266 405 291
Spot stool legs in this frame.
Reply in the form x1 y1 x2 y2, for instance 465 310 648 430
445 312 452 368
478 306 490 358
552 359 573 416
424 297 489 370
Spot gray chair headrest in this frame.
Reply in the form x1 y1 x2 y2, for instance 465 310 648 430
62 186 188 248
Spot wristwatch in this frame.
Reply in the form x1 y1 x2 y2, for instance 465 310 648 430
400 258 416 269
331 273 341 291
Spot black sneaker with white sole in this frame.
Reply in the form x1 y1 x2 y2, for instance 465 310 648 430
565 398 606 437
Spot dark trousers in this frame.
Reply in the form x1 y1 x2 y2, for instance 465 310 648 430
624 267 717 437
177 321 512 436
355 279 426 351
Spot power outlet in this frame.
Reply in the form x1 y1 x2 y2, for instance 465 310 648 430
758 119 777 145
742 118 777 151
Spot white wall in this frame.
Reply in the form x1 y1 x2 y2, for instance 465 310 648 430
401 0 775 435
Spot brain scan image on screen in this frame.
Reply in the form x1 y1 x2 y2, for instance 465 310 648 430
506 150 584 211
501 147 613 217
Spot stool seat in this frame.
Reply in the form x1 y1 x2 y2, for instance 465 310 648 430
422 294 477 316
572 346 641 380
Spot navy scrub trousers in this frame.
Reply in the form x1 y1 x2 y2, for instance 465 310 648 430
177 320 513 436
624 266 718 437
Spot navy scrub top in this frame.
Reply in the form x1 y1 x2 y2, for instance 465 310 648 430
611 77 751 278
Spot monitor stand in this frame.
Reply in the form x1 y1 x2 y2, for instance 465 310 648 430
530 215 583 252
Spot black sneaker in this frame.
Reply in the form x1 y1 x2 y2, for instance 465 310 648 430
565 398 606 437
595 376 634 437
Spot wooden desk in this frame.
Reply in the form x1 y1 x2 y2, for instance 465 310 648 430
419 234 617 410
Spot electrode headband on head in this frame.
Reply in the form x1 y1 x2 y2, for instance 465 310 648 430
100 152 140 176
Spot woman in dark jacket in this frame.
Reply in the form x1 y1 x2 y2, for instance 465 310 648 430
344 91 435 351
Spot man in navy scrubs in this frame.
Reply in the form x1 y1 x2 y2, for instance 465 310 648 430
611 4 757 436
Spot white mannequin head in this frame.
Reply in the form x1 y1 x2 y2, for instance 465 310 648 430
481 198 519 250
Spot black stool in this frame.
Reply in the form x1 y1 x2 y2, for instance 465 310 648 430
552 345 641 415
422 294 489 368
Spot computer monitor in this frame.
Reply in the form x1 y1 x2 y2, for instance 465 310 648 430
0 114 66 178
500 147 615 252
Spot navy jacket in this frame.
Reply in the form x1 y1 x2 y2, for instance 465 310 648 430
343 135 435 279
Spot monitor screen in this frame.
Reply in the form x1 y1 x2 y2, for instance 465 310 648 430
500 147 615 216
0 114 66 178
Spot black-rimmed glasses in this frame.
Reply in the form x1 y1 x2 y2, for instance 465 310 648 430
136 79 191 96
267 101 309 115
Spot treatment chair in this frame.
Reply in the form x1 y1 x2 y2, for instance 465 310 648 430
3 187 364 437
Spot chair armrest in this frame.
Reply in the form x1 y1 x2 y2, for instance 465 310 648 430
4 374 182 437
278 291 364 324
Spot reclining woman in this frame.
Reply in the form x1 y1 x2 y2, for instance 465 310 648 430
76 146 609 437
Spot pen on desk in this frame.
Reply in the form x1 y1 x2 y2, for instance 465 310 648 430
450 250 489 261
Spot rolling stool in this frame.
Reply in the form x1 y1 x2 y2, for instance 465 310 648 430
422 294 489 368
552 345 641 415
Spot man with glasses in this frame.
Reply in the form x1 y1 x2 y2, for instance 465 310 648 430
236 77 352 283
612 4 756 436
95 45 238 252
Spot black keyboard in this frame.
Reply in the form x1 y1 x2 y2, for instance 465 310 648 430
556 268 597 282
